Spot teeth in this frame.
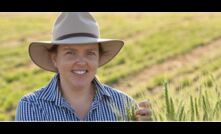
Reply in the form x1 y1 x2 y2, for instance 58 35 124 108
73 70 86 75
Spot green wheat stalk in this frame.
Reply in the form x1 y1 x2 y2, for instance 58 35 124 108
190 95 195 121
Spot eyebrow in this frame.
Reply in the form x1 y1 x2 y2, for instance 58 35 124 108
62 47 98 51
62 47 76 51
86 48 99 51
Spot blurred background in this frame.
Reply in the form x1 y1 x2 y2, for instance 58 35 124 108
1 12 221 121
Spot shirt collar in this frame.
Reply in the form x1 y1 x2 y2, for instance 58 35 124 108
38 73 62 105
93 77 111 101
38 74 111 106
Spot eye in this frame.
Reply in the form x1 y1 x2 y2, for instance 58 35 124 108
65 50 75 55
87 51 96 56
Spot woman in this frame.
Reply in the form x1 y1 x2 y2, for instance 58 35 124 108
15 12 152 121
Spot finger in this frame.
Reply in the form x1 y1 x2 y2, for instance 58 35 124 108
136 115 153 121
135 109 153 121
138 100 151 109
136 109 152 116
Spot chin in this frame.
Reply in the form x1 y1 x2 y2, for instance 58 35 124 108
69 75 94 86
71 80 89 87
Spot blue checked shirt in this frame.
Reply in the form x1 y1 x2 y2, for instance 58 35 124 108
15 74 138 121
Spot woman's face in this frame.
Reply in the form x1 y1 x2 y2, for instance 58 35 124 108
51 44 99 89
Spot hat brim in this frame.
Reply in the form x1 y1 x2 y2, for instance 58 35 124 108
29 37 124 72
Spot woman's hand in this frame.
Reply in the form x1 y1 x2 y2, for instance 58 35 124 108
135 100 152 121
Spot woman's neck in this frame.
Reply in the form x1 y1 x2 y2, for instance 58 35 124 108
59 80 95 102
59 79 96 120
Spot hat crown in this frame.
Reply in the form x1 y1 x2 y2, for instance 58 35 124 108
52 12 100 41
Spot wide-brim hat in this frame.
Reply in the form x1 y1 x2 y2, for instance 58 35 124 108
29 12 124 72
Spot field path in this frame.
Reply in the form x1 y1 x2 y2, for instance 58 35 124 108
112 37 221 92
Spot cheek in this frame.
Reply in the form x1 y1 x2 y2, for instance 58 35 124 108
88 57 99 69
85 60 98 74
90 62 99 71
55 54 99 71
54 56 71 71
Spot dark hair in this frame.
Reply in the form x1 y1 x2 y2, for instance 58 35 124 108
98 43 103 57
48 45 58 53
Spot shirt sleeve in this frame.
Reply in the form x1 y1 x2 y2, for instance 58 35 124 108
121 95 139 121
15 99 43 121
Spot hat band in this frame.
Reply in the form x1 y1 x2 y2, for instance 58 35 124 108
56 33 98 40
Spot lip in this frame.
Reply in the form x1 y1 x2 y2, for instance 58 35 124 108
71 70 88 75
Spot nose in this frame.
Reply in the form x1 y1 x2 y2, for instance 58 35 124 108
75 56 87 66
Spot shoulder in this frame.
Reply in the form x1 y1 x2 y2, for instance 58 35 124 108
16 86 49 112
103 84 129 97
102 84 137 105
19 88 43 103
15 88 46 121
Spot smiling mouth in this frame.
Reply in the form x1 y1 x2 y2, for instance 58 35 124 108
72 70 88 75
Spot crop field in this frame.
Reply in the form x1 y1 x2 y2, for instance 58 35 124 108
0 12 221 121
